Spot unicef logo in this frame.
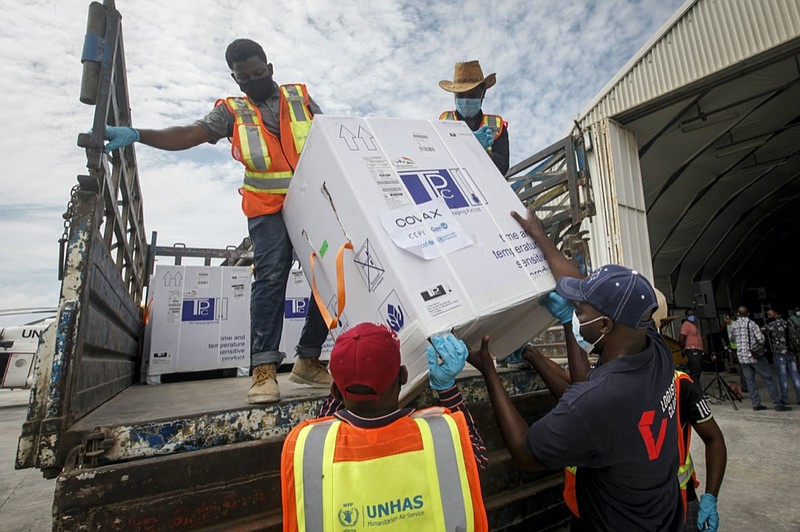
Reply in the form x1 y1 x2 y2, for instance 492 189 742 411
338 505 360 527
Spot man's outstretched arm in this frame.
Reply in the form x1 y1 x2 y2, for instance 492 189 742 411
468 336 543 471
101 124 211 153
138 125 211 151
511 208 583 281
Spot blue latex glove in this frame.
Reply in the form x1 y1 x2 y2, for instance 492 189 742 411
473 125 494 149
697 493 719 531
103 126 140 153
426 334 468 391
540 291 575 325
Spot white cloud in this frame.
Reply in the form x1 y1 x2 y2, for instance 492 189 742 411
0 0 683 324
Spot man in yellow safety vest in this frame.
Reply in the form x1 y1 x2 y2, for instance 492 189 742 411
281 323 488 531
100 39 332 404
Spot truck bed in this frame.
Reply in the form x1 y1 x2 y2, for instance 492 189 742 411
69 373 329 430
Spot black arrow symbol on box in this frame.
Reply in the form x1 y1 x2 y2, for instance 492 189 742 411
339 125 378 151
339 125 359 150
356 126 377 151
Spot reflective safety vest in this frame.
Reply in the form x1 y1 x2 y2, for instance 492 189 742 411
439 111 507 145
281 407 488 532
217 83 314 218
675 371 700 517
562 372 699 519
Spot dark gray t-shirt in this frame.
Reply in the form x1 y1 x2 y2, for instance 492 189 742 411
195 81 322 143
526 328 682 532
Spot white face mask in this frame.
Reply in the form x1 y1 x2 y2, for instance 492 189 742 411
572 313 606 353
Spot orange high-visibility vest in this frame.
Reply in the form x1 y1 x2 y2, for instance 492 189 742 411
562 371 700 519
217 83 313 218
674 371 700 518
439 111 507 142
281 407 488 532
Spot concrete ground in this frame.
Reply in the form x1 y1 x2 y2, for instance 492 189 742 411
1 367 799 531
0 389 53 531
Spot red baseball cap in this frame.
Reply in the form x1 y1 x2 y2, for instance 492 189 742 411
329 323 401 402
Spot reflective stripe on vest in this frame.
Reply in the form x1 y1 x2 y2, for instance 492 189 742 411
439 110 504 141
674 370 699 520
224 97 294 194
292 415 476 531
281 84 313 156
678 453 695 489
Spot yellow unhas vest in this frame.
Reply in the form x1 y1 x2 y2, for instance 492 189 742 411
292 414 479 531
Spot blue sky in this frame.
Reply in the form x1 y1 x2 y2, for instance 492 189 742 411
0 0 685 325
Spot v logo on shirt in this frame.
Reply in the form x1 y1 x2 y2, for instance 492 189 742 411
637 410 668 460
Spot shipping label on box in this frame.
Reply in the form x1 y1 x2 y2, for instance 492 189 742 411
284 117 555 400
148 266 251 376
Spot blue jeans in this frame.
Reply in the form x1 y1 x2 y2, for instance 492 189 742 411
741 356 782 407
774 353 800 404
248 212 329 368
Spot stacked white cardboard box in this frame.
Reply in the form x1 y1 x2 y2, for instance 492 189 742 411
284 117 556 399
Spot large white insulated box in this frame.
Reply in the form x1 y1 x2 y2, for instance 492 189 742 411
147 265 251 377
283 116 556 399
280 265 335 362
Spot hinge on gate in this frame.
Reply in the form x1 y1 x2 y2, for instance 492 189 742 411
64 428 113 473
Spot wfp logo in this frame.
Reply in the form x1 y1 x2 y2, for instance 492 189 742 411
386 304 405 332
338 504 359 527
399 168 486 209
182 298 215 322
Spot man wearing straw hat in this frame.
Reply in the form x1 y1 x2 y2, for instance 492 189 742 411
439 61 510 175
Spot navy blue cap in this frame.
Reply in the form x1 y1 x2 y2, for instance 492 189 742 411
556 265 658 329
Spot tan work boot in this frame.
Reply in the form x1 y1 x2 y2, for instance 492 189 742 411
289 358 333 388
246 363 281 404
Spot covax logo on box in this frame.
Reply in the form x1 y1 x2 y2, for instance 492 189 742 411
399 168 487 209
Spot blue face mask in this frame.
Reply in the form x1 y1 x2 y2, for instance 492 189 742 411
572 313 605 354
687 315 696 322
455 98 482 118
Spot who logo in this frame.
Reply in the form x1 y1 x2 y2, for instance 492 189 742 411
399 168 487 209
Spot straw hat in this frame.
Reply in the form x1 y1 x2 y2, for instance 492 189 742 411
439 60 496 93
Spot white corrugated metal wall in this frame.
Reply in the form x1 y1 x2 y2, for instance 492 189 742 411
577 0 800 128
583 119 655 282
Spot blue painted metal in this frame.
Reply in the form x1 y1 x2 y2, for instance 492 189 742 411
45 302 77 420
89 369 548 466
80 33 103 64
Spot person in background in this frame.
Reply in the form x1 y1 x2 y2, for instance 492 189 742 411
281 323 488 531
763 308 800 405
679 309 705 392
99 39 331 404
730 306 788 411
788 306 800 330
439 60 510 174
